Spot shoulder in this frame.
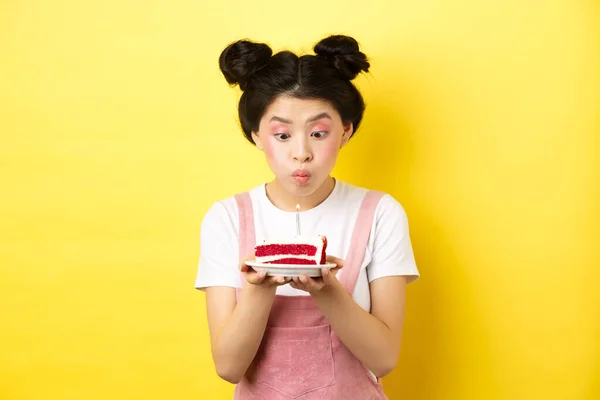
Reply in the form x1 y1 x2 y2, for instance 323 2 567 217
374 192 409 226
337 181 409 223
331 180 369 209
200 184 264 234
333 179 368 197
201 198 235 231
361 187 419 284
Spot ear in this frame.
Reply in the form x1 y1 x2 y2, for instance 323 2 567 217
341 123 353 147
252 131 263 150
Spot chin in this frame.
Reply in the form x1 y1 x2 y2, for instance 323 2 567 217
289 185 316 197
292 179 328 197
274 174 330 197
277 179 312 196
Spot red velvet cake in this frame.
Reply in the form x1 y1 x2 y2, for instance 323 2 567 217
255 235 328 265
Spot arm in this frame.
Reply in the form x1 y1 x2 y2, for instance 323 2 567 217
196 202 288 384
290 194 418 376
311 274 407 377
205 283 277 384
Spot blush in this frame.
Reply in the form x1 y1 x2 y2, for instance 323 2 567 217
262 136 275 156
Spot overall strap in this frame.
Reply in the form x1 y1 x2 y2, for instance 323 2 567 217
338 190 385 294
234 192 255 291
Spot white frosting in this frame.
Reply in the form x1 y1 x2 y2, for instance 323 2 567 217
256 255 317 263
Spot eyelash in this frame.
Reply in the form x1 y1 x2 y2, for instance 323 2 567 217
274 131 328 141
274 133 290 141
311 131 328 139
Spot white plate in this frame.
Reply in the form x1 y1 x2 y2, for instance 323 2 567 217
244 260 337 277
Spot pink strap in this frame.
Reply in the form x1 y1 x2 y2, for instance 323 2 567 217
234 192 255 287
338 190 385 294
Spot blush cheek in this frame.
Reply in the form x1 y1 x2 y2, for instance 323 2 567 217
319 138 341 164
262 137 286 167
261 136 274 157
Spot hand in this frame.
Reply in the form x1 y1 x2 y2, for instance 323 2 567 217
290 255 344 294
240 254 291 288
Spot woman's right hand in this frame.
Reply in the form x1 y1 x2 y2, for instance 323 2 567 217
240 254 291 288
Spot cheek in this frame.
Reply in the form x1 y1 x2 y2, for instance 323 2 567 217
261 137 273 156
261 137 284 164
318 138 341 162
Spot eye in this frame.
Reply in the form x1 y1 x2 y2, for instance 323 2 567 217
275 133 291 141
311 131 328 139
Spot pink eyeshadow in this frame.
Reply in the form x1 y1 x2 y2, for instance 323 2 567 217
311 123 331 131
268 123 288 133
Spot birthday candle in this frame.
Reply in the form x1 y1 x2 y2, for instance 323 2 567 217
296 204 301 236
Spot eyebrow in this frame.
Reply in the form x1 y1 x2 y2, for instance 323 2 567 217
269 113 332 124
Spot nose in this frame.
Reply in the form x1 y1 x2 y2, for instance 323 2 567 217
292 136 312 163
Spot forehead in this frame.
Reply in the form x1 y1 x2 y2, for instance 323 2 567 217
262 96 341 124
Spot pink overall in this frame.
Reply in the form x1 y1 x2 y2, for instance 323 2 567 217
233 190 388 400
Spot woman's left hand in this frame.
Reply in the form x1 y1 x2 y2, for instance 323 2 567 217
290 255 344 294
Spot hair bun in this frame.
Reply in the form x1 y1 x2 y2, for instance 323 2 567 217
219 40 273 90
314 35 370 80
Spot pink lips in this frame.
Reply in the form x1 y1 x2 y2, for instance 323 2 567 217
293 170 309 177
292 170 310 184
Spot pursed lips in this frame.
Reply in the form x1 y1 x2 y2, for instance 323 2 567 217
292 170 310 177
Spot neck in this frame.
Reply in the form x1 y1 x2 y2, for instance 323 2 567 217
265 176 335 212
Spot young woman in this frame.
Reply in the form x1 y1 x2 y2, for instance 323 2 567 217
195 34 420 400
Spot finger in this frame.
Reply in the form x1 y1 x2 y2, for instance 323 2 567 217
323 266 340 278
242 272 259 285
280 276 292 285
299 275 318 291
254 269 267 283
291 276 303 287
290 279 307 292
265 275 284 286
240 264 251 273
321 268 338 284
326 255 344 268
239 254 256 271
274 275 286 285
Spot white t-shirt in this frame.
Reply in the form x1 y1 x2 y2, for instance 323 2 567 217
195 179 419 312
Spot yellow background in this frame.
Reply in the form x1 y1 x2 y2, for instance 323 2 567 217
1 0 598 399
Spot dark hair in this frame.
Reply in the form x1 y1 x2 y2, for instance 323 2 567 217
218 35 370 144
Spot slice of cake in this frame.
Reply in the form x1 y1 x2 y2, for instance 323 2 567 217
255 235 327 265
